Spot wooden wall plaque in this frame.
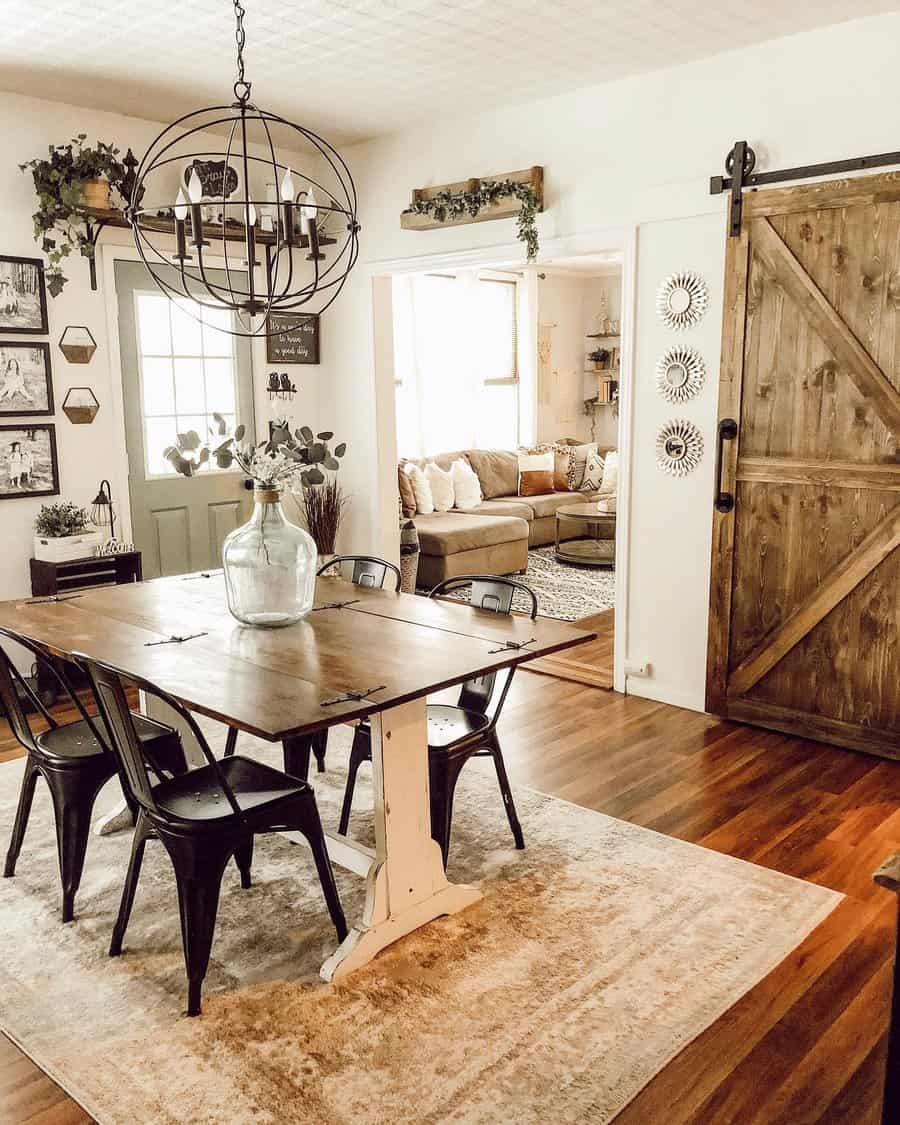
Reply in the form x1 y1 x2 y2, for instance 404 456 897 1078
265 313 320 365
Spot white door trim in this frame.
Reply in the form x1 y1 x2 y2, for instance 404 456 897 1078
363 224 637 695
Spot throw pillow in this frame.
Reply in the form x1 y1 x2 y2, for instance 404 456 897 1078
404 462 434 514
580 451 605 492
425 461 454 511
551 445 575 491
567 442 598 490
451 458 482 509
465 449 519 499
517 450 555 497
600 449 619 496
397 464 416 518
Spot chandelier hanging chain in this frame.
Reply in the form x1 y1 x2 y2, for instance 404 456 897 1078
232 0 250 104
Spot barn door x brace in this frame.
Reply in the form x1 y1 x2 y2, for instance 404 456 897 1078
711 140 900 237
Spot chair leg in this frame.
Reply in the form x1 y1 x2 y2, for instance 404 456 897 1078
282 734 312 781
428 753 468 869
487 733 525 850
110 809 154 956
4 757 40 878
47 767 112 923
158 831 233 1018
223 727 238 758
293 794 347 942
234 834 253 889
338 727 369 836
312 730 328 774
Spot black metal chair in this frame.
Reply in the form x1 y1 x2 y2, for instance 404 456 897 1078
337 575 536 865
0 627 186 923
79 654 347 1017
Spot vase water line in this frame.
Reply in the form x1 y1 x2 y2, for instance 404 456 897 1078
223 486 317 627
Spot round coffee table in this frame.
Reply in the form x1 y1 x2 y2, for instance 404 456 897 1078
554 502 616 567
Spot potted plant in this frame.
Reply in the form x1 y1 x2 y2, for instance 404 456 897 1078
588 347 611 372
20 135 126 295
33 501 103 563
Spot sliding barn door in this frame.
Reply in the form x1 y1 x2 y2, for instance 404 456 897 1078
707 172 900 757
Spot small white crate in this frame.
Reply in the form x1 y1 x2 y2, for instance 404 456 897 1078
33 531 104 564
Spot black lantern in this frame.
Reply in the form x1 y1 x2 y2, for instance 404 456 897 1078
126 0 360 339
90 479 116 542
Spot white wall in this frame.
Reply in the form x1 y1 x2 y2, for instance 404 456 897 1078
0 91 321 604
318 10 900 712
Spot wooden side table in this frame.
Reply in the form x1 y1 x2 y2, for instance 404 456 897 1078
29 551 143 702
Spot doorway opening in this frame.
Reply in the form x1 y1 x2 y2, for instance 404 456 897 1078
377 241 631 692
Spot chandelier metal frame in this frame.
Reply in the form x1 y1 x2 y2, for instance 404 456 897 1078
125 0 360 338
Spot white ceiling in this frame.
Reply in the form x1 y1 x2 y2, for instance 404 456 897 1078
3 1 897 145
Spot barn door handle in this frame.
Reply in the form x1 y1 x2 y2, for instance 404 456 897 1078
714 418 739 513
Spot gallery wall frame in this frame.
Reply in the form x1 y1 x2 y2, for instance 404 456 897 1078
0 423 59 500
0 341 54 417
0 255 49 335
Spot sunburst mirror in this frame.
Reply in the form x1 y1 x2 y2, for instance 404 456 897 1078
656 271 709 330
655 345 705 403
656 418 704 476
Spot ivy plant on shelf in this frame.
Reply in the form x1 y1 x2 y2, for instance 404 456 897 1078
19 135 126 295
403 178 540 260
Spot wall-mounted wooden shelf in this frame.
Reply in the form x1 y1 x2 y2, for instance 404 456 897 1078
76 206 337 291
400 166 543 232
585 333 620 340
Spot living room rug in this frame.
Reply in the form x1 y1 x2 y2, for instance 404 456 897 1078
435 545 616 621
0 724 839 1125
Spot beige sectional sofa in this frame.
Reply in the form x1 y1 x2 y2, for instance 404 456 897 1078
404 447 615 588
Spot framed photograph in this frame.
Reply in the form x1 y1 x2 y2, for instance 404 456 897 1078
265 312 319 365
0 424 59 500
0 342 53 416
0 256 49 334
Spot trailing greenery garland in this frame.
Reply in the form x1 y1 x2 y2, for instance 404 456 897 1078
404 179 539 260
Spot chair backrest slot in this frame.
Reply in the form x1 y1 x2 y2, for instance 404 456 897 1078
317 554 402 593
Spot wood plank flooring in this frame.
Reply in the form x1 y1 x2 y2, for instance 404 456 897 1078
0 678 897 1123
526 607 614 689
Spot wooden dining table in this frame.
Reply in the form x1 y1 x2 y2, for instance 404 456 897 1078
0 572 594 981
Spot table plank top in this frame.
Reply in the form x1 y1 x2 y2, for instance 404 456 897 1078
0 574 594 742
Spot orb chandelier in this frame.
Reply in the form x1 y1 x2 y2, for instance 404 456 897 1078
126 0 360 338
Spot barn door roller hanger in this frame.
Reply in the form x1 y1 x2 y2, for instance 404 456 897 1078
711 140 900 237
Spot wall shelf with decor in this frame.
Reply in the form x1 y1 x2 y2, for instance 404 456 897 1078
585 333 620 340
75 207 337 291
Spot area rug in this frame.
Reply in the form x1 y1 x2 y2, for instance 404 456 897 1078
431 546 616 621
0 723 840 1125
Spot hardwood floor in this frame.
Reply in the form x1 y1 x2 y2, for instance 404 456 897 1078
0 678 896 1123
526 607 614 689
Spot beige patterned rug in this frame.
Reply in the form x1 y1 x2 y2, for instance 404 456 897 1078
0 723 839 1124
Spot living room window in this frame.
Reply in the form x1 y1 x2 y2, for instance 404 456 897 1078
393 270 519 457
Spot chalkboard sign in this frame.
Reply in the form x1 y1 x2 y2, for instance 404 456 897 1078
266 313 320 364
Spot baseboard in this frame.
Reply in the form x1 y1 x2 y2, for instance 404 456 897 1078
626 677 707 714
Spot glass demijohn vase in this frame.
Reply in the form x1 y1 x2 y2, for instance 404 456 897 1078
223 486 316 627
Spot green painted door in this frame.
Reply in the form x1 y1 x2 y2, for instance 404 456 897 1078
115 260 256 578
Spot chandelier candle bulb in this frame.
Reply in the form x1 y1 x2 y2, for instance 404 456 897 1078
173 188 189 261
245 201 257 269
281 168 295 246
187 168 206 248
303 190 323 260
